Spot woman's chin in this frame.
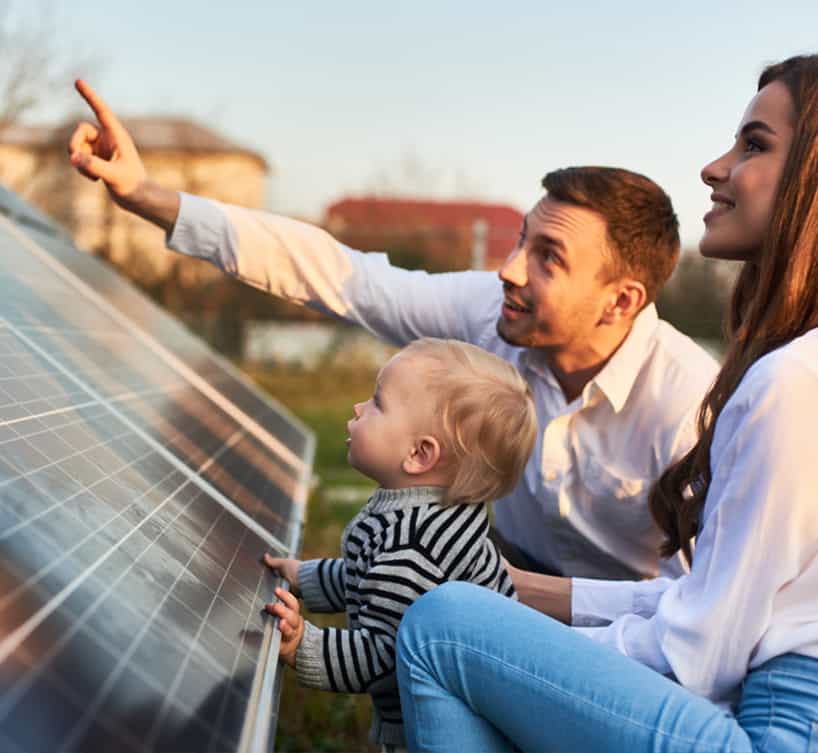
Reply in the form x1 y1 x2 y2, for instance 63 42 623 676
698 241 722 259
698 234 753 262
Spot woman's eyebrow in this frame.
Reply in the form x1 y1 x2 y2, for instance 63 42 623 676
737 119 777 138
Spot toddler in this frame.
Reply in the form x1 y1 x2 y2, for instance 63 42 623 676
264 337 537 748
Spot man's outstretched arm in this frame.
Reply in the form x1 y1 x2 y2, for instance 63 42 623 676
67 80 500 347
68 79 180 232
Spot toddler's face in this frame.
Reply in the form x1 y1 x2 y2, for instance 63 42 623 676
346 352 433 488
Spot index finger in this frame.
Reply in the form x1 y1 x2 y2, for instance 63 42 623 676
75 79 120 129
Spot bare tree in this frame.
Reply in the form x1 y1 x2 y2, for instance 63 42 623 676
364 148 484 200
0 0 99 127
656 252 738 347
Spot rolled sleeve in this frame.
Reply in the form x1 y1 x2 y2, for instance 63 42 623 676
167 192 238 270
571 576 674 626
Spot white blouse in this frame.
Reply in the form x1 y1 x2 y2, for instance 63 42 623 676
571 328 818 708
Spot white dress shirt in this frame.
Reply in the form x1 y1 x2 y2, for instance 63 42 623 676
168 194 718 580
571 328 818 708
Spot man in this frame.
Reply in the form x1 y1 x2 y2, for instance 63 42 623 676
68 80 717 584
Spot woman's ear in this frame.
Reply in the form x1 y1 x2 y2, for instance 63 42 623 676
402 435 441 475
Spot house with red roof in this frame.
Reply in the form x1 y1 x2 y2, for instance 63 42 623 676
323 197 523 271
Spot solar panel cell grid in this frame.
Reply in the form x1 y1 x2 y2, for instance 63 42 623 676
0 401 280 750
0 193 312 752
18 219 312 460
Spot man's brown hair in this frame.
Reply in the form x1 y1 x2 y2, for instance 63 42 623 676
542 166 680 304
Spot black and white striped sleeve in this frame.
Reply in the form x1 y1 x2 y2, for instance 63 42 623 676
298 558 346 613
471 538 517 598
295 546 446 693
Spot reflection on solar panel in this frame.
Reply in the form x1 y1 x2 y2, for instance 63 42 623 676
0 186 314 753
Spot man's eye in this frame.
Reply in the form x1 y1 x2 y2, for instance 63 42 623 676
538 247 557 265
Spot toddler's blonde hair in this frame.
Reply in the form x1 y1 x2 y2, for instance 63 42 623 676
402 337 537 505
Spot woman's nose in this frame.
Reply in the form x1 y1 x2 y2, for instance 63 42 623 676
701 150 731 187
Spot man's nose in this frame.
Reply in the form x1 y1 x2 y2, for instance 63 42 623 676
498 245 527 287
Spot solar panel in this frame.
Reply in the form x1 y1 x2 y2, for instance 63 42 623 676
0 185 314 753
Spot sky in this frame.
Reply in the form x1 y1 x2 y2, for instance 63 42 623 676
17 0 818 249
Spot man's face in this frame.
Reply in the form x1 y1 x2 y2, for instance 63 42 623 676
496 197 618 351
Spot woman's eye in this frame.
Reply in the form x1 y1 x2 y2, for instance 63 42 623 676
745 138 763 153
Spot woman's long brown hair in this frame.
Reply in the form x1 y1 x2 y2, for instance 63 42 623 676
649 54 818 565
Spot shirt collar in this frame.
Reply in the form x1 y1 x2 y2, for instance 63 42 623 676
592 303 658 413
520 303 659 414
368 485 447 512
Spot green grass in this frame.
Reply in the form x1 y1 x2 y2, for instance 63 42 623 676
246 362 381 752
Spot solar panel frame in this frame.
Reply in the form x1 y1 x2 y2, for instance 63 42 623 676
0 187 313 753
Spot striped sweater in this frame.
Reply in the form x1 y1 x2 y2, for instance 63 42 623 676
295 485 516 746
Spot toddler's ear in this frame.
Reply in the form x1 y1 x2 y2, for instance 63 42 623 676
403 435 441 475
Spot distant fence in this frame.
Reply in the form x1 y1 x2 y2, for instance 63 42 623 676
243 322 397 368
244 322 725 369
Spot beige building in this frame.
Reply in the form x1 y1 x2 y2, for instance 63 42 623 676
0 118 269 286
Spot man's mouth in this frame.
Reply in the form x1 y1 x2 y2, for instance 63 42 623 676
503 296 532 314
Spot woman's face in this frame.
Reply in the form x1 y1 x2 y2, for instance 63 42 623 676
699 80 796 261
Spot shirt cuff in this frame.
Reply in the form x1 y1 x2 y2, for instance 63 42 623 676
298 559 334 612
570 577 637 627
295 621 328 689
166 192 238 272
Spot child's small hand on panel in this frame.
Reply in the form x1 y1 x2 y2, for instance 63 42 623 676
263 554 302 596
265 587 304 668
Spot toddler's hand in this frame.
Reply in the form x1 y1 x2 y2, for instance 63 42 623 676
265 587 304 668
263 554 302 596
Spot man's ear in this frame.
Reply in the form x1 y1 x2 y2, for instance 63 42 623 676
402 435 441 475
600 279 647 325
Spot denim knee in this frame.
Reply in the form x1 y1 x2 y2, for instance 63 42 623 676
398 582 481 658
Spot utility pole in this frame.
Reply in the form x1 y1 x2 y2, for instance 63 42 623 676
471 218 487 270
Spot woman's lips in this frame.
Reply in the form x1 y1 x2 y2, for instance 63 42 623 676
704 194 735 223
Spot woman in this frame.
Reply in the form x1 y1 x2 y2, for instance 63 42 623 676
396 54 818 752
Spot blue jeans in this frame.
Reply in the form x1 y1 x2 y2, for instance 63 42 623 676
396 582 818 752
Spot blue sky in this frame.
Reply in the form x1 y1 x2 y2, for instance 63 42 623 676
22 1 818 248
